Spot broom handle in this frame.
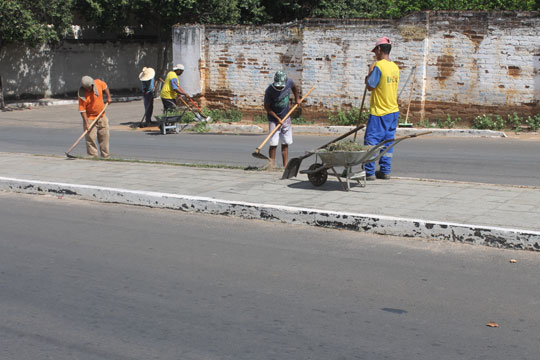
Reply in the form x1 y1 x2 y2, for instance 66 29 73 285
404 66 417 124
159 77 207 116
177 85 206 115
66 103 109 155
353 86 368 141
256 86 315 151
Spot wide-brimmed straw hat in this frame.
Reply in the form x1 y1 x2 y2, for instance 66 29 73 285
139 67 155 81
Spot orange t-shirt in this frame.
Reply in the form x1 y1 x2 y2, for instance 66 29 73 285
78 79 107 119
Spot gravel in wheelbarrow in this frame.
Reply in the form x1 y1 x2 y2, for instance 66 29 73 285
316 149 373 168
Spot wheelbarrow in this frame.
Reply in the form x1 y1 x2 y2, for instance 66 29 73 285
300 132 431 191
155 108 190 135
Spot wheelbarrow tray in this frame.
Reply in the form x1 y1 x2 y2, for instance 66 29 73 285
299 150 372 190
315 149 373 168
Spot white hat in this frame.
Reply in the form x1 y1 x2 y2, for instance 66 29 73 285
81 75 95 88
173 64 184 71
139 67 155 81
79 75 98 98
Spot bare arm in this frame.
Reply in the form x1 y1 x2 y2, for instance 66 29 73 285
104 87 112 104
264 102 282 123
80 111 90 130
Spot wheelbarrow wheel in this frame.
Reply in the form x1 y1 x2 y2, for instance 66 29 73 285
307 163 328 187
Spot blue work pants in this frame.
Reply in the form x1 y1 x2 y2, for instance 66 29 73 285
143 91 154 123
364 112 399 176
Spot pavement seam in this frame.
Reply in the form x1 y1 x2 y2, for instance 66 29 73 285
1 176 539 252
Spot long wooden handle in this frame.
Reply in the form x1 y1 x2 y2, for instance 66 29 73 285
159 77 205 115
353 86 368 141
255 86 315 151
404 66 417 123
66 103 109 155
177 85 206 115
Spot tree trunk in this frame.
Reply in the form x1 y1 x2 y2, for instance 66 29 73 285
155 33 171 98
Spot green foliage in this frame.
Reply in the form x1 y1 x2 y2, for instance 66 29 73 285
328 108 369 126
435 114 458 129
417 119 435 128
157 109 196 123
472 114 506 131
525 113 540 131
203 108 243 123
4 0 538 51
311 0 381 19
291 115 314 125
0 0 74 46
74 0 132 33
507 112 524 131
192 122 210 133
237 0 270 24
254 114 267 123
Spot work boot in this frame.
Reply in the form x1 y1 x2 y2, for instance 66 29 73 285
375 170 391 180
366 174 376 181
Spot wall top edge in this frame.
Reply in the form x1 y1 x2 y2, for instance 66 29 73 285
173 11 540 30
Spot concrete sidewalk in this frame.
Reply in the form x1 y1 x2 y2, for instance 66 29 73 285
1 152 539 251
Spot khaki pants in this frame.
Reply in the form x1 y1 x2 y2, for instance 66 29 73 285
84 115 110 158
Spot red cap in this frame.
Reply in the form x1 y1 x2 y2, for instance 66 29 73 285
372 37 391 52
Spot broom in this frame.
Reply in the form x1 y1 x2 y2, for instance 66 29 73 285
399 65 417 128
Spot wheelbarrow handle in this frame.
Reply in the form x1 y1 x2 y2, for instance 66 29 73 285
363 131 432 163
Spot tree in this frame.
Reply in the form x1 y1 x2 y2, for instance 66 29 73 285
74 0 132 32
311 0 383 18
0 0 73 47
0 0 74 107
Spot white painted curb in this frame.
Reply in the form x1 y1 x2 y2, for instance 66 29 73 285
1 176 538 251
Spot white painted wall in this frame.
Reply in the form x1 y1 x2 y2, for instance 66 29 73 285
172 26 202 96
0 40 162 99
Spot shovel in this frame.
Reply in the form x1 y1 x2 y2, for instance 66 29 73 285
177 94 210 122
177 84 212 121
65 103 109 159
252 86 315 160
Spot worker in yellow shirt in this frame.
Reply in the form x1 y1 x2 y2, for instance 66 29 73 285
160 64 186 111
364 37 400 180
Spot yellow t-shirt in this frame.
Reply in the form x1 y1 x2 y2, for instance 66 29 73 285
160 71 179 100
369 60 400 116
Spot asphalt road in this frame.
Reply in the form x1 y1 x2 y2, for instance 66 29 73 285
1 192 539 360
1 102 540 186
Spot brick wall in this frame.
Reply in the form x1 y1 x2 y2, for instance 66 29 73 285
173 11 540 121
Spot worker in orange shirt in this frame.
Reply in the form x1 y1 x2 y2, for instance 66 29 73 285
78 76 112 158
